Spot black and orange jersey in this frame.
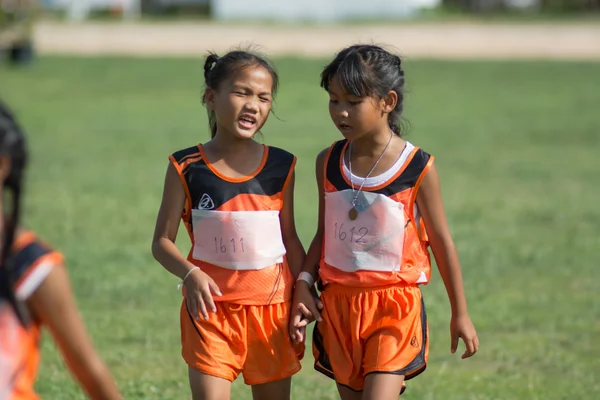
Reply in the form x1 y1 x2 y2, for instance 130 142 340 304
169 144 297 305
319 139 434 287
0 231 63 400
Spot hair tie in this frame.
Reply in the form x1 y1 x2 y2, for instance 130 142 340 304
204 55 220 80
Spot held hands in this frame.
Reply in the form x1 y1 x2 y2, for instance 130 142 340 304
450 313 479 359
289 281 324 344
183 267 222 321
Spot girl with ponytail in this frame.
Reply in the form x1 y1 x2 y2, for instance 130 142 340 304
152 48 306 400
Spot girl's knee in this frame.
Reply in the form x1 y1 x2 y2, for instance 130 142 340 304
188 367 232 400
362 373 405 400
336 383 363 400
251 377 291 400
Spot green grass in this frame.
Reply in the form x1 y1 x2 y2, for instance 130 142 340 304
1 56 599 399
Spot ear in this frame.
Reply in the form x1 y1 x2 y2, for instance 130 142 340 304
204 88 216 111
381 90 398 114
0 156 11 183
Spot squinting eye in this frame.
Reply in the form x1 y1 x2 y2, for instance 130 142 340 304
260 97 271 103
329 99 338 104
349 101 361 106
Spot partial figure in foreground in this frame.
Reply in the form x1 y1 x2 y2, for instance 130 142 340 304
0 99 122 399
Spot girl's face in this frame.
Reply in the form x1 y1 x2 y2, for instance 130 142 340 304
206 65 274 141
327 75 388 141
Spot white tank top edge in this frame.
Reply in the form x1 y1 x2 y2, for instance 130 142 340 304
342 141 415 188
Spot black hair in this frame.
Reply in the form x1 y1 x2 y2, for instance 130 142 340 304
0 99 29 325
201 49 279 138
321 44 406 137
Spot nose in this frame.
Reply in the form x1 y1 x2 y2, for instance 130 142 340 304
330 101 349 119
245 97 260 113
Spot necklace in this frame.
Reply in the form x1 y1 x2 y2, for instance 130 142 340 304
347 132 393 220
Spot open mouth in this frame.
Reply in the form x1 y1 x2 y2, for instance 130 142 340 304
338 122 352 131
238 115 257 129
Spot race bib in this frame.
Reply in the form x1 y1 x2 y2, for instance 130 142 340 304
191 210 286 270
323 190 405 272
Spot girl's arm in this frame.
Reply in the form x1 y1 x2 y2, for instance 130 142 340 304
151 163 220 320
298 149 328 281
27 266 122 400
289 149 328 342
279 171 306 280
416 162 479 359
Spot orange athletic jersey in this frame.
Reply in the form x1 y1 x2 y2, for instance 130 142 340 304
0 231 63 400
169 144 297 305
319 140 434 287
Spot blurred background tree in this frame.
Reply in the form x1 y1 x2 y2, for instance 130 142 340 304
442 0 600 12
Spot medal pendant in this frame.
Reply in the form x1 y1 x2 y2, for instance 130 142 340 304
348 207 358 221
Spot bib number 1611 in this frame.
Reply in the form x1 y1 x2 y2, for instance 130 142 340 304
214 237 245 253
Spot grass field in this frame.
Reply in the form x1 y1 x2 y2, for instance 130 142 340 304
1 56 599 399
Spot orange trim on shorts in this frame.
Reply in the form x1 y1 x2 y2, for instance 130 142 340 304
197 144 269 183
169 154 194 221
339 141 420 192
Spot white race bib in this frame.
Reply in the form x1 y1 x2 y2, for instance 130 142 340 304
191 210 286 270
323 190 405 273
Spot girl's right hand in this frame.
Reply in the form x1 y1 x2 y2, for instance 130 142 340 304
289 281 323 344
184 268 222 320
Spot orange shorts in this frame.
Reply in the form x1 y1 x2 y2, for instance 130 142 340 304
312 283 428 392
180 300 304 385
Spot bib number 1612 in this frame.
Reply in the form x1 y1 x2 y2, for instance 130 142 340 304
333 223 368 244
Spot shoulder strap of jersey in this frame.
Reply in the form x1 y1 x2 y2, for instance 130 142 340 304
9 232 63 301
407 149 435 241
322 140 346 189
169 145 202 221
268 147 297 195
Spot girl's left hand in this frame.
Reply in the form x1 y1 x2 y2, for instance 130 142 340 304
289 281 323 344
450 314 479 359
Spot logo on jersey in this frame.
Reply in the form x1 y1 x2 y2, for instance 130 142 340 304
198 193 215 210
410 335 419 348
